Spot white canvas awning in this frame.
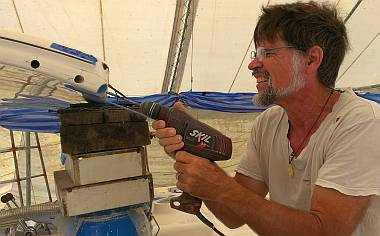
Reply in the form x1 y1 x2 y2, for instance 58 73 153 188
0 0 378 96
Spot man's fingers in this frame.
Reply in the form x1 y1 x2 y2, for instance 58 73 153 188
155 127 176 139
173 160 189 171
163 141 184 154
175 151 196 162
176 181 187 193
152 120 166 130
158 135 182 146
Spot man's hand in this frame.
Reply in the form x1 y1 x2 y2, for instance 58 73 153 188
151 102 236 201
174 150 236 201
151 102 186 158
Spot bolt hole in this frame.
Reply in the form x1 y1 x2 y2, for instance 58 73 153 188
30 60 40 69
74 75 84 83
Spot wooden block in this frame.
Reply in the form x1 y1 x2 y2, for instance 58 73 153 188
65 147 148 185
58 105 145 125
60 121 150 154
54 170 153 216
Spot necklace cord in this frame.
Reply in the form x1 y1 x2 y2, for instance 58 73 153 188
289 89 334 164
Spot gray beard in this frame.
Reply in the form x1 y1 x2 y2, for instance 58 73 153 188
252 52 305 107
252 72 276 107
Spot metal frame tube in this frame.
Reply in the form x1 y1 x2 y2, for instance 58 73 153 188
34 133 52 202
0 174 44 185
25 132 31 206
9 130 24 207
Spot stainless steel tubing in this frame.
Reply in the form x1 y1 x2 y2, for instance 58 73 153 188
0 202 60 226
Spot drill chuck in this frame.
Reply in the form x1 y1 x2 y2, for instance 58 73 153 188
141 101 161 119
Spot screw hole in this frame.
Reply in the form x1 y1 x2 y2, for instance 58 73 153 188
30 60 40 69
74 75 84 83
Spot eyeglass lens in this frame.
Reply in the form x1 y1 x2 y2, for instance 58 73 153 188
251 47 265 61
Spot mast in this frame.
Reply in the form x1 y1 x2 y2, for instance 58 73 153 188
161 0 198 93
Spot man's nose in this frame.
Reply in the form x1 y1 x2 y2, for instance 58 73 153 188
248 58 262 71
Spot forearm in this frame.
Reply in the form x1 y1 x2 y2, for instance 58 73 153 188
221 184 324 236
203 199 245 229
203 175 267 229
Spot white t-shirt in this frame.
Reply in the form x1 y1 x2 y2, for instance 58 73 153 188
236 89 380 235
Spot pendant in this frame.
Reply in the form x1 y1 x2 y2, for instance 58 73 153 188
288 164 294 177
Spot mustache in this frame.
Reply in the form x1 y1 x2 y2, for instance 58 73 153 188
252 67 269 77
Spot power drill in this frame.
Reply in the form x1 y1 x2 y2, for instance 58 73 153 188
139 101 232 215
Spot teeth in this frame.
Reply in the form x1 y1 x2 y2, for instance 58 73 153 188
257 78 267 83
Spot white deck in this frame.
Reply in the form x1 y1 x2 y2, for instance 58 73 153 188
152 187 256 236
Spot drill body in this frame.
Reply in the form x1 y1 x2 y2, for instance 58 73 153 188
140 102 232 161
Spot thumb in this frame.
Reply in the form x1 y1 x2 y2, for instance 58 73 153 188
174 101 188 112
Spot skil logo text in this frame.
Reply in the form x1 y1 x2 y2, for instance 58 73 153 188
189 130 211 143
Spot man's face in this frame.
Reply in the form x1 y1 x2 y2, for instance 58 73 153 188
249 40 306 107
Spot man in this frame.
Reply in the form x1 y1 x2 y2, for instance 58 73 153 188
153 1 380 235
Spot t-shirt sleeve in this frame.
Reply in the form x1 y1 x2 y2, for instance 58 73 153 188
316 119 380 196
235 125 265 182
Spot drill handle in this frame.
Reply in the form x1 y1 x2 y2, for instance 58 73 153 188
170 192 202 215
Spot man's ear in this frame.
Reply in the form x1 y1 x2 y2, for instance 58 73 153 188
306 45 324 73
